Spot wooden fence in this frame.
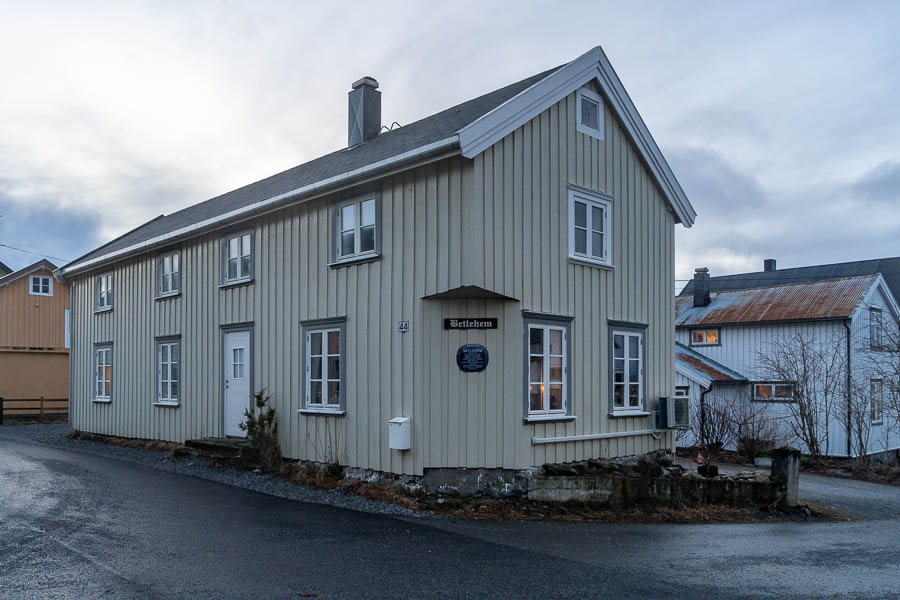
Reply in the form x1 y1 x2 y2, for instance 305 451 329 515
0 397 68 424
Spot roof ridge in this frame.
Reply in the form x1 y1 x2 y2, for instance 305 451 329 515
692 273 880 296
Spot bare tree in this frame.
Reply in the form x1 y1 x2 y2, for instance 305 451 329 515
755 331 846 460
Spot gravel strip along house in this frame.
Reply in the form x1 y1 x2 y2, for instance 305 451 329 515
57 46 696 479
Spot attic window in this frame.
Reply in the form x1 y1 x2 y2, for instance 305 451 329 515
29 275 53 296
690 328 719 346
576 88 604 140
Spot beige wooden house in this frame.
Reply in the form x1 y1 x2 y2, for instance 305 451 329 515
58 46 696 475
0 260 70 415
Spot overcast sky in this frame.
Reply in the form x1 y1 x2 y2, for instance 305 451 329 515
1 1 897 290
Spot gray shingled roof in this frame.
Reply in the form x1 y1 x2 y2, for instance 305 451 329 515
69 66 560 267
680 257 900 305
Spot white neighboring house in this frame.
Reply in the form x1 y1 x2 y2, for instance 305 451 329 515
675 261 900 460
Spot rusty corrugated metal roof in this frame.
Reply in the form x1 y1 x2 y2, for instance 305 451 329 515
675 342 747 383
675 275 878 327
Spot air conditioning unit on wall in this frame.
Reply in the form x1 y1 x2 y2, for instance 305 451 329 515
657 397 689 429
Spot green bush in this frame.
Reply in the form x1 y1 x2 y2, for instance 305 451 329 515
239 389 282 472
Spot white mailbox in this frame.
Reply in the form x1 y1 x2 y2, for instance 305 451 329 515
389 417 411 450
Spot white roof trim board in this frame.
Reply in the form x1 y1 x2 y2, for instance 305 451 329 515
457 46 696 226
60 45 695 276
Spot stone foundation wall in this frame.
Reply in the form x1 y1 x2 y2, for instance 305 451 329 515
317 448 800 508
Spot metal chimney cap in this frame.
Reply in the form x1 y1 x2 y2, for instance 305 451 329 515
695 267 709 274
352 76 379 90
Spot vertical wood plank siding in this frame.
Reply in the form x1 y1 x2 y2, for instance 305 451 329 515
70 83 676 474
0 275 70 349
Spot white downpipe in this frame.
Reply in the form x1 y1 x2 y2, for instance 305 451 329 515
531 428 664 445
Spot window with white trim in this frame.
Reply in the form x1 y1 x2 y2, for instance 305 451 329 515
568 187 611 266
612 330 643 412
157 251 181 296
753 382 795 402
223 233 252 283
335 197 378 261
675 385 690 398
95 273 113 310
870 307 883 349
690 328 719 346
94 346 112 401
157 339 180 404
29 275 52 296
870 379 883 424
576 88 604 140
527 323 568 417
305 328 342 411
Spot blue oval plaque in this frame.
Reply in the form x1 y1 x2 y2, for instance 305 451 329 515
456 344 489 373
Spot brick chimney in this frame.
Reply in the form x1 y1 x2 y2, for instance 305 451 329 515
693 267 711 308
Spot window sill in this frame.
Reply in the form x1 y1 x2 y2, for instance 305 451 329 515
523 414 576 424
568 257 614 271
328 253 381 269
94 307 113 314
92 398 111 404
871 420 883 426
29 292 54 297
155 292 181 301
609 411 651 418
298 409 346 417
153 401 180 408
219 278 253 290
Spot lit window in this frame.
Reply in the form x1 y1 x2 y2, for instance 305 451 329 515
335 197 378 262
223 233 252 283
690 329 720 346
576 88 604 140
94 345 112 402
753 383 794 402
527 323 568 417
612 330 644 412
157 339 180 405
157 251 181 297
568 187 611 266
95 273 113 311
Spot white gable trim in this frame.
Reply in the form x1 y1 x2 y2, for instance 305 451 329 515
457 46 696 227
674 360 712 389
853 274 900 322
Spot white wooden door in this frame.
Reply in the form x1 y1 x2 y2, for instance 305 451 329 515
223 330 251 437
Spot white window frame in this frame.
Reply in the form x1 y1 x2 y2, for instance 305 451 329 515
223 232 253 284
526 323 568 418
675 385 690 398
94 345 112 402
304 326 344 413
752 382 795 403
157 250 181 297
611 329 644 414
690 328 720 346
870 307 883 349
576 87 604 140
156 339 181 406
870 379 883 425
29 275 53 296
334 196 378 262
95 273 113 311
568 186 612 267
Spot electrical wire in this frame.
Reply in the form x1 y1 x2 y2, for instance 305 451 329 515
0 243 69 263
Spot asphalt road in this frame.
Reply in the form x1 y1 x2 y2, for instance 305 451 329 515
2 436 899 599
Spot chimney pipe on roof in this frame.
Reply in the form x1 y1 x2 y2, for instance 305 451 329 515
693 267 711 308
763 258 777 272
348 77 381 147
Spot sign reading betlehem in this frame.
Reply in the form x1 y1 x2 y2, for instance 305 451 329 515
443 318 498 330
456 344 489 372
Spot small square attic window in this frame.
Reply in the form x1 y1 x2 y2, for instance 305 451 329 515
576 88 604 140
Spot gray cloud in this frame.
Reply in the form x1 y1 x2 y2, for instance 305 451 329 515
850 161 900 205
